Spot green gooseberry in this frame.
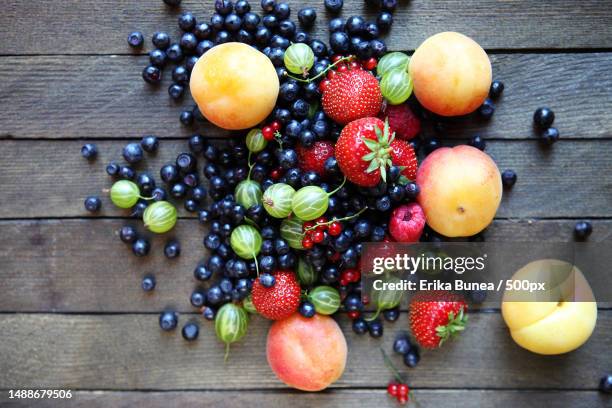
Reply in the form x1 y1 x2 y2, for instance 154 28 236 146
307 286 341 315
230 225 262 260
235 179 262 209
263 183 296 218
143 201 177 233
246 128 267 153
284 43 315 75
291 186 329 221
215 303 249 361
110 180 141 209
380 68 413 105
280 217 304 249
377 52 410 77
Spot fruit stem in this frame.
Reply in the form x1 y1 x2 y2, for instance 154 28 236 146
252 252 260 277
285 55 354 83
328 176 347 197
380 348 404 384
246 151 254 181
274 131 284 149
224 343 231 363
302 207 367 234
364 306 382 322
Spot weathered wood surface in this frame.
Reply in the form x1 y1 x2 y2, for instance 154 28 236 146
0 139 610 219
0 390 607 408
0 54 610 139
2 0 612 55
0 218 610 313
0 313 609 390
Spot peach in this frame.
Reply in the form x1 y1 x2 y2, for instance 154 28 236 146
266 313 347 391
409 32 492 117
416 145 502 237
190 42 279 130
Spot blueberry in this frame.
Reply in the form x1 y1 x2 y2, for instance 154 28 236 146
182 322 199 341
278 20 296 38
261 0 276 11
501 169 517 188
323 265 340 283
191 186 207 202
237 29 253 44
324 0 343 13
136 173 156 194
404 182 420 201
292 99 310 118
370 39 387 57
270 34 290 49
298 7 316 27
204 233 221 250
194 264 212 281
294 31 310 44
375 196 391 212
261 225 276 239
259 273 275 288
159 311 178 331
106 162 120 176
533 107 555 128
179 110 194 126
141 275 156 292
370 226 385 241
206 285 224 305
377 12 393 31
355 41 372 59
171 183 187 198
132 201 148 217
381 0 397 11
159 164 179 184
166 43 183 63
215 0 234 14
346 16 365 35
329 17 345 32
388 185 405 202
123 143 144 164
403 348 420 367
180 32 198 51
274 107 292 124
367 319 384 337
176 152 197 172
225 13 242 31
599 374 612 394
196 40 214 56
81 143 98 160
178 12 197 31
469 134 486 151
235 0 251 14
299 301 316 317
151 187 167 201
172 65 189 85
119 225 137 243
163 0 181 6
574 221 593 240
190 290 206 307
274 238 290 255
489 80 504 99
478 98 495 119
202 307 216 320
274 2 290 19
142 65 162 84
152 32 170 49
365 22 380 39
262 14 279 29
243 12 261 31
164 240 181 259
84 196 101 212
343 293 363 311
393 336 412 354
278 252 296 269
541 127 560 144
352 318 368 334
268 47 285 67
140 135 159 153
132 238 150 257
278 149 298 169
127 31 144 48
280 81 300 102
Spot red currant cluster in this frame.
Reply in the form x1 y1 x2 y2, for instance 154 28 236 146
319 55 379 93
262 120 281 141
301 217 343 249
339 268 360 286
387 382 410 405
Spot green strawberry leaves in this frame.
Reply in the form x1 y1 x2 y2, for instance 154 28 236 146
360 119 396 182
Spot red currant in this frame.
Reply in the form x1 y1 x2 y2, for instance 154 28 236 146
397 395 408 405
319 79 330 93
312 230 324 243
339 278 348 286
302 237 314 249
262 126 275 141
329 251 341 262
328 221 342 236
337 63 348 73
397 384 409 397
387 383 398 397
315 216 328 224
364 57 378 71
327 69 336 80
302 221 315 231
270 121 281 132
331 54 343 63
347 310 361 320
361 294 370 305
270 168 282 180
349 60 360 70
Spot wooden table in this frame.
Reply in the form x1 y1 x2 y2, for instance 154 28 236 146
0 1 611 406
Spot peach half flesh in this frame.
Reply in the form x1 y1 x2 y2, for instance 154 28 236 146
190 42 279 130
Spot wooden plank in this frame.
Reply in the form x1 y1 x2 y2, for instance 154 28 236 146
1 218 610 313
0 54 610 139
0 390 606 408
1 0 611 55
0 139 610 219
0 312 609 390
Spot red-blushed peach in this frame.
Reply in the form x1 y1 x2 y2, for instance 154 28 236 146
266 313 347 391
190 42 279 130
416 145 502 237
409 32 492 117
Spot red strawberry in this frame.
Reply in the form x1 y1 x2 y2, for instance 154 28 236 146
322 69 382 125
296 141 335 176
389 203 426 242
379 103 421 140
335 117 418 187
251 270 301 320
409 291 468 349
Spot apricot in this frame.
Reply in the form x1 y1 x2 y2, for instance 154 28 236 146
266 313 347 391
416 145 501 237
409 32 492 117
190 42 279 130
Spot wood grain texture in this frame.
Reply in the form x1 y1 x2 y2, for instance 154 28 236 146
0 139 610 219
0 390 608 408
1 218 610 313
2 0 612 55
0 54 610 139
0 312 609 390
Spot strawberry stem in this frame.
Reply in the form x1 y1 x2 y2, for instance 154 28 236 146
436 307 468 347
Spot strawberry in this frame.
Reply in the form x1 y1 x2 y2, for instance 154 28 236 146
322 68 382 125
379 103 421 140
409 291 468 349
296 141 335 176
251 270 301 320
335 117 418 187
389 203 426 242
